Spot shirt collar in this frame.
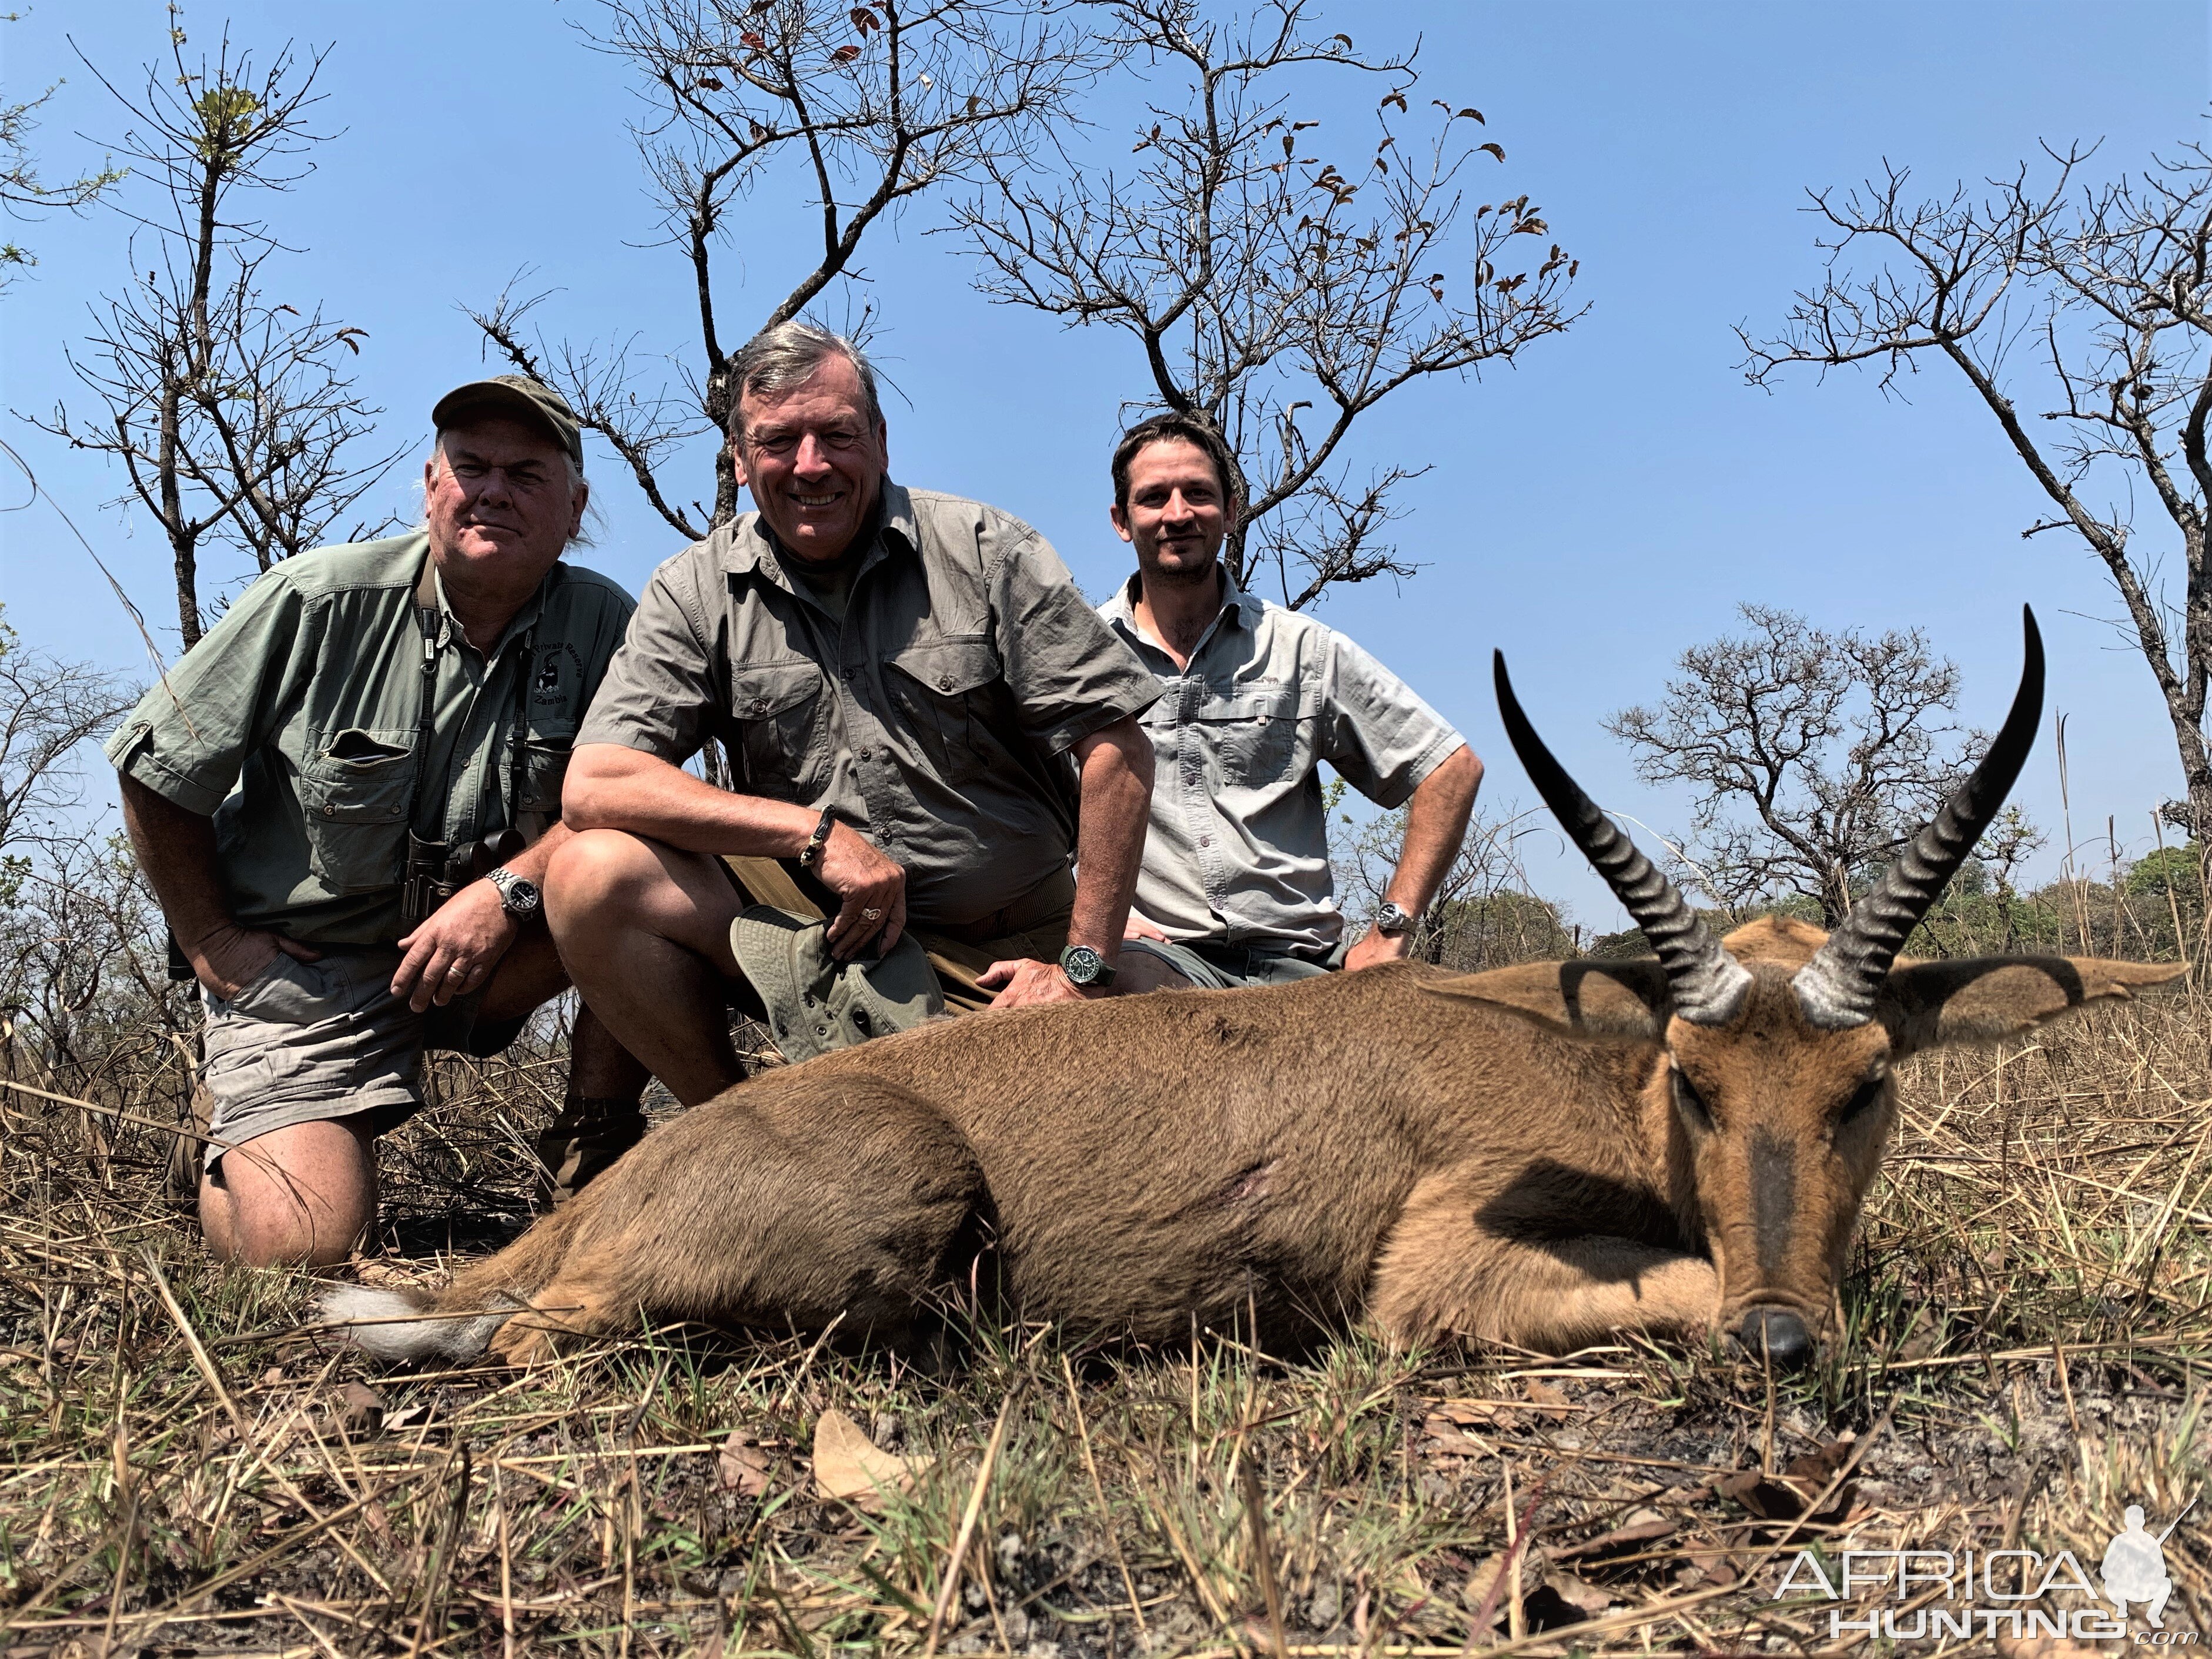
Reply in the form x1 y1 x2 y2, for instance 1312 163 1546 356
721 477 912 586
1106 564 1260 653
425 540 554 660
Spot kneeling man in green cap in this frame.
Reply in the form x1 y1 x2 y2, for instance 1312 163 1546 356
107 375 650 1267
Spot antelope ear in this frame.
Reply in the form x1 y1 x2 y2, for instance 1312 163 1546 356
1879 955 2186 1055
1421 957 1673 1041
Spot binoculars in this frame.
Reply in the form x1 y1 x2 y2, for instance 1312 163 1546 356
400 827 527 928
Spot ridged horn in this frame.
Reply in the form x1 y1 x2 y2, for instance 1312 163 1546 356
1793 606 2047 1029
1494 652 1752 1026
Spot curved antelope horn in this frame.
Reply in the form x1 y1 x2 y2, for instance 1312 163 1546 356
1793 606 2047 1029
1494 652 1752 1025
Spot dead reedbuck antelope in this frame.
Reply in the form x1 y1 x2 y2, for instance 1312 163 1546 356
329 608 2179 1370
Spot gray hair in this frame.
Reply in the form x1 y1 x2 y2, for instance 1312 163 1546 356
725 321 883 445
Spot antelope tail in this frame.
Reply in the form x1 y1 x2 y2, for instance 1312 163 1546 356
318 1203 583 1364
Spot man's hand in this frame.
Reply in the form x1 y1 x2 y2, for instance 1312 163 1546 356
185 922 323 1001
1344 925 1411 972
977 957 1106 1008
1122 911 1172 943
393 881 521 1012
818 822 907 960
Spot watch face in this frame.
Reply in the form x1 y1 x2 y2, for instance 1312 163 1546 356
1061 945 1104 984
501 874 541 914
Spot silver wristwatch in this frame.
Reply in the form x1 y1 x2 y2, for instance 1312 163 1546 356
1375 901 1417 936
487 866 542 919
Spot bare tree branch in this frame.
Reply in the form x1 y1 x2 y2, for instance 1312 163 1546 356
1605 606 1985 926
27 27 400 647
471 0 1113 539
1742 140 2212 841
956 0 1582 608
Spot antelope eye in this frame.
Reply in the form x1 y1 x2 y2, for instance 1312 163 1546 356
1839 1075 1886 1124
1670 1068 1714 1132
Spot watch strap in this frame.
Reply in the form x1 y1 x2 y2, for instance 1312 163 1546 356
798 806 837 869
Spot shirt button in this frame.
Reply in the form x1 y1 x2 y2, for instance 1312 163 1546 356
939 675 955 690
1198 835 1212 847
858 747 872 761
323 804 336 818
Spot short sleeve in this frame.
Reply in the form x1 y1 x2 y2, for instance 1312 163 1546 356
103 568 316 817
574 557 720 762
1317 631 1464 809
989 529 1160 754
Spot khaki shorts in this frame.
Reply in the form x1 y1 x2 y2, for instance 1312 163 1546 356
198 946 524 1173
720 856 1075 1046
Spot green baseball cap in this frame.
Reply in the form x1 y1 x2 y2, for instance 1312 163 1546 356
430 374 584 471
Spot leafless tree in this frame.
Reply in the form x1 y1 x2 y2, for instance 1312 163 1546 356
1333 792 1572 969
472 0 1112 541
956 0 1581 610
33 28 401 648
0 607 138 877
1742 142 2212 841
0 18 125 288
1605 606 1986 927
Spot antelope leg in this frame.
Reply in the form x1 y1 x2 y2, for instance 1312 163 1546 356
1370 1173 1721 1352
492 1074 985 1360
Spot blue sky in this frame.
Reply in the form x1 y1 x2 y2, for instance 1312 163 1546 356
2 0 2204 929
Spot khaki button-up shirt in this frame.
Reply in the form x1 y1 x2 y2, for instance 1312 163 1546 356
1100 571 1464 953
576 482 1160 929
105 532 635 945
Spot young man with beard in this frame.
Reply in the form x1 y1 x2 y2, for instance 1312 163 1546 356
1099 412 1484 990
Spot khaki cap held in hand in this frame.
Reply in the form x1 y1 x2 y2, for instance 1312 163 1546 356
431 374 585 471
728 905 943 1065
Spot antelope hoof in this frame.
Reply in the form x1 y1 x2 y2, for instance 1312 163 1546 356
1737 1307 1813 1369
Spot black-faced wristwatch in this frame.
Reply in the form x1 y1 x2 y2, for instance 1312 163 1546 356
1058 944 1118 988
487 867 542 919
1375 901 1417 936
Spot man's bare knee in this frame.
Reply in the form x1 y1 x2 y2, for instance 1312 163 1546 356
546 828 668 927
199 1120 377 1269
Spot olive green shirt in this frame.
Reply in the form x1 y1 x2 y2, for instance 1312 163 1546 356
105 532 636 945
575 481 1160 929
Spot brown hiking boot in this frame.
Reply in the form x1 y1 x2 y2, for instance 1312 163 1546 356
165 1081 214 1212
533 1097 647 1208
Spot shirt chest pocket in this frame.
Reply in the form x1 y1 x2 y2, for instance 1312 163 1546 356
297 727 415 894
515 724 576 834
1200 682 1316 785
887 636 1002 781
727 661 828 795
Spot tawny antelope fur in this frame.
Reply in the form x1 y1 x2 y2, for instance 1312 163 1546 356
327 608 2179 1370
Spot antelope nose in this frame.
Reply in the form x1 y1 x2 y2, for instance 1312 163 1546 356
1738 1307 1813 1369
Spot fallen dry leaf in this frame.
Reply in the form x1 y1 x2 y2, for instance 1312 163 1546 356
1545 1568 1615 1615
717 1430 774 1497
1523 1378 1568 1408
811 1407 930 1510
334 1381 383 1434
1717 1438 1857 1524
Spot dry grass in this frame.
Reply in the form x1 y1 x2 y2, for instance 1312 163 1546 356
4 991 2211 1657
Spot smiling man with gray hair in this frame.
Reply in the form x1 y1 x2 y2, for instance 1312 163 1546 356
548 321 1160 1111
108 375 648 1267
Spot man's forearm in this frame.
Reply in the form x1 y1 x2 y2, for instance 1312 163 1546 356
1387 744 1483 914
1066 717 1153 959
564 744 821 856
119 774 233 948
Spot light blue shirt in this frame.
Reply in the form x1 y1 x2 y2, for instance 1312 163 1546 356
1100 571 1464 952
